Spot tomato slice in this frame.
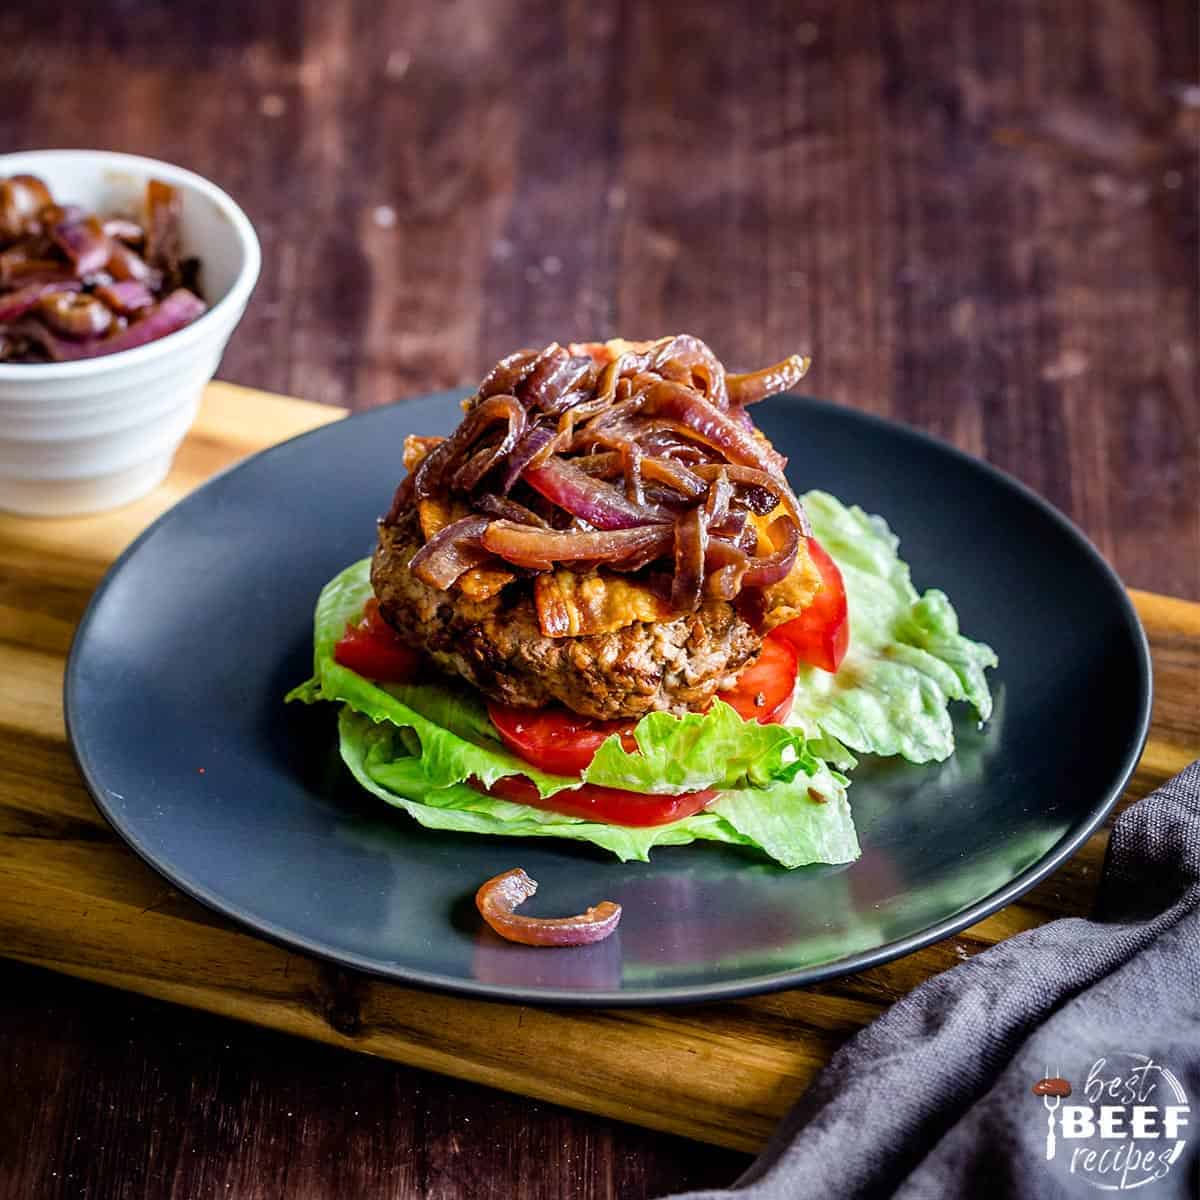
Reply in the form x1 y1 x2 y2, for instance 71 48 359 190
483 774 716 827
334 598 422 683
771 537 850 673
717 632 798 724
487 702 636 776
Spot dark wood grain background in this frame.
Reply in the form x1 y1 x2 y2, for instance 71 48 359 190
2 1 1197 1197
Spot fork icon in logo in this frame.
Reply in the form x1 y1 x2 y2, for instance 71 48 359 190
1031 1069 1073 1160
1043 1068 1062 1160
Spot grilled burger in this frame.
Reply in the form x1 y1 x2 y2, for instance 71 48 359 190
370 336 821 721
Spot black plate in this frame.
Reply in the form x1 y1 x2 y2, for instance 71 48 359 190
64 394 1151 1005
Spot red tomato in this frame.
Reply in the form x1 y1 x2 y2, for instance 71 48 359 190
771 537 850 673
487 702 636 776
717 632 798 724
483 774 717 827
334 598 422 683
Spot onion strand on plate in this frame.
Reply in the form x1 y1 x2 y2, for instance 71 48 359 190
385 335 812 615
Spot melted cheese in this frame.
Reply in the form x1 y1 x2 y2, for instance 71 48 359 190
759 535 822 632
535 569 675 638
402 434 445 473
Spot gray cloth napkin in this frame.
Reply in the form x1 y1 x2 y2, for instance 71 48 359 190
667 762 1200 1199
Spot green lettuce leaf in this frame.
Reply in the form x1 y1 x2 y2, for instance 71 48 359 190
339 708 859 867
584 700 816 793
288 558 819 798
288 489 996 868
787 490 997 763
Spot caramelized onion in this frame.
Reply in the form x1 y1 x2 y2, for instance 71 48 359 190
704 536 750 599
95 280 155 315
38 291 113 338
523 457 669 530
501 422 559 492
51 215 110 276
35 288 205 361
0 175 52 241
672 506 708 611
572 450 624 478
385 336 813 613
475 868 621 947
0 279 81 322
415 394 525 500
639 381 788 476
476 347 539 400
476 493 549 526
742 516 801 587
520 345 596 413
144 178 182 282
105 238 163 288
452 397 527 490
726 353 810 405
704 467 733 525
692 463 813 537
102 217 145 244
652 334 729 406
0 175 204 363
483 520 673 570
408 516 493 588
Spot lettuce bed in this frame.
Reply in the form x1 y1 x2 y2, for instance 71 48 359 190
287 491 996 868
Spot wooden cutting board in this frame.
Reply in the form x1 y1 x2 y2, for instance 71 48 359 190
1 383 1197 1154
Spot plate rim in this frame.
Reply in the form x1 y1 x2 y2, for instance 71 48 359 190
63 392 1154 1007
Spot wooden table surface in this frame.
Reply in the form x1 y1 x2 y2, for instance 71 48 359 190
3 3 1197 1198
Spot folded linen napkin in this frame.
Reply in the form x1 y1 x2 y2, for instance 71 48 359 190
667 762 1200 1199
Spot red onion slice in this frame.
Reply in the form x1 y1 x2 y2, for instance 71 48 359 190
453 397 527 490
414 394 526 500
521 346 596 414
672 505 708 611
144 179 182 280
36 288 205 361
102 217 145 244
704 539 749 600
95 280 155 315
38 291 113 338
726 353 810 405
483 520 673 570
639 381 788 477
105 238 164 288
692 463 812 537
408 516 493 588
476 868 621 947
742 516 801 588
0 279 82 322
703 467 733 525
501 422 560 492
476 347 540 400
0 176 53 240
523 457 670 530
51 216 109 277
476 494 549 526
652 334 729 406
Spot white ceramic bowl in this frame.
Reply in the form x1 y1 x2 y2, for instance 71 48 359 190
0 150 261 516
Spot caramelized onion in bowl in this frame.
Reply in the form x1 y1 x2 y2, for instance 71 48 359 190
0 173 205 363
